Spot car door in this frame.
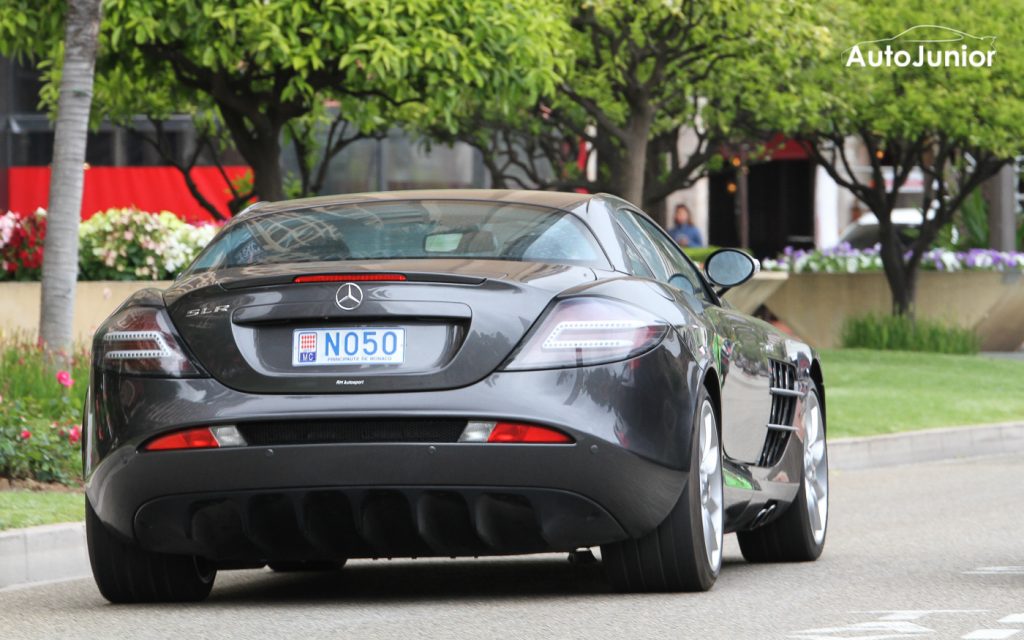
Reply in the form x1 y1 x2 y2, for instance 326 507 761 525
613 207 773 465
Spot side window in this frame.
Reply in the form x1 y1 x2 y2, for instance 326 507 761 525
628 211 713 303
618 235 655 278
613 210 670 280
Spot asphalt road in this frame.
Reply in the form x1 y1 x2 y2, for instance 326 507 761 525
2 453 1023 640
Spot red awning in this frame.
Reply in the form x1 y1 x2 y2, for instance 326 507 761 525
7 165 250 222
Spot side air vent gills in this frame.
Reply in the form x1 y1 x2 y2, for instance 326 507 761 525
758 360 799 467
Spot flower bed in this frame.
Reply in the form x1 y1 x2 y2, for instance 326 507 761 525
0 336 88 485
762 243 1024 274
0 207 219 281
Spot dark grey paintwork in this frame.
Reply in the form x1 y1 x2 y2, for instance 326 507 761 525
84 189 825 565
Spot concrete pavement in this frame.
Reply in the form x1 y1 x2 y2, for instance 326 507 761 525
1 452 1021 639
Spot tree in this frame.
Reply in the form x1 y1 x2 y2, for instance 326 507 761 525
30 0 103 357
95 0 567 204
426 0 827 216
786 1 1024 315
11 1 567 210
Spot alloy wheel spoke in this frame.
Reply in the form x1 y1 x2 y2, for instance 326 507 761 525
809 440 826 465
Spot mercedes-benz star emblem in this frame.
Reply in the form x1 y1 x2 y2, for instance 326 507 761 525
335 282 364 310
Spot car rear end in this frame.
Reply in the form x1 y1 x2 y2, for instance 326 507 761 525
84 195 698 567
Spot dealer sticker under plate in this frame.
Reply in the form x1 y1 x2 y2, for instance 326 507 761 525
292 328 406 366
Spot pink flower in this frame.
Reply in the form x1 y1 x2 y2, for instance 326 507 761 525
19 429 31 440
68 426 81 445
56 370 74 388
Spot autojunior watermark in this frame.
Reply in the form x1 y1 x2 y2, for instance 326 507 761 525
844 25 996 69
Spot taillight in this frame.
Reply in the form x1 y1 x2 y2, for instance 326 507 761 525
99 307 201 376
458 421 573 444
502 298 668 370
143 425 245 451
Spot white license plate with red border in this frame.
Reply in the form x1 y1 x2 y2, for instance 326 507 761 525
292 328 406 366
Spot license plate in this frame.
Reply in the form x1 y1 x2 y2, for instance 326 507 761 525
292 328 406 366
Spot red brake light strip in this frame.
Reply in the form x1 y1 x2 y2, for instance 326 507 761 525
293 273 407 283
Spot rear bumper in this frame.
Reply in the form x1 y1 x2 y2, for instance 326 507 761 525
91 439 685 560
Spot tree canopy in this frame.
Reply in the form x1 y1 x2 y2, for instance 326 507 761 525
2 0 569 210
427 0 830 216
774 0 1024 313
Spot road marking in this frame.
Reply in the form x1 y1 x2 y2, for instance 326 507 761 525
790 620 934 638
868 610 986 621
791 610 1004 639
1000 615 1024 625
964 566 1024 575
962 631 1019 639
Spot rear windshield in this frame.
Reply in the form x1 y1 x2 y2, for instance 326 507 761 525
185 200 609 274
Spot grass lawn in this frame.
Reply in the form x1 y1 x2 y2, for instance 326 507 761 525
821 348 1024 438
0 491 83 531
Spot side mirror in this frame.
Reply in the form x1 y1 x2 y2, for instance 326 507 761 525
704 249 759 294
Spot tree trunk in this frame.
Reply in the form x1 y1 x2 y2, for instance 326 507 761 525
217 108 285 203
39 0 103 358
611 113 652 207
877 219 915 316
251 145 285 202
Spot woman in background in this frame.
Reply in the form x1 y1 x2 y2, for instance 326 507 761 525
670 203 704 248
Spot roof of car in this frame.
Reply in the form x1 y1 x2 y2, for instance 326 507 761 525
239 189 596 218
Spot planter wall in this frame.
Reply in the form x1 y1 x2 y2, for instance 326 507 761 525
722 271 789 315
0 281 173 342
764 271 1024 351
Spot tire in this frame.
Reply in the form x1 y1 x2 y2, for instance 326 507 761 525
601 387 723 592
737 385 828 563
268 560 347 572
86 498 216 603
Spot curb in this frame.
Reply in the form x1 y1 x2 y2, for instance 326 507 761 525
0 522 89 590
1 421 1022 590
829 421 1024 471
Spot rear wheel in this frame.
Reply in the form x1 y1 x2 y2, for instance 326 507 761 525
601 388 723 592
737 386 828 562
86 499 215 603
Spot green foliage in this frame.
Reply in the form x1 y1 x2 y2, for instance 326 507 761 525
0 334 87 484
435 0 831 205
779 1 1024 155
936 190 989 251
0 491 84 530
3 0 570 200
840 313 980 354
683 246 722 264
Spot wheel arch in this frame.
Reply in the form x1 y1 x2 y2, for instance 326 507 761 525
809 358 826 429
701 366 722 435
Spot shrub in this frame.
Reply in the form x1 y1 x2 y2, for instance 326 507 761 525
0 209 47 280
0 407 82 484
79 207 219 280
840 313 981 355
0 334 88 484
683 246 721 265
0 207 219 282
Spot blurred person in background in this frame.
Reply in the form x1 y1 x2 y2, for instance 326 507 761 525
670 203 704 247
